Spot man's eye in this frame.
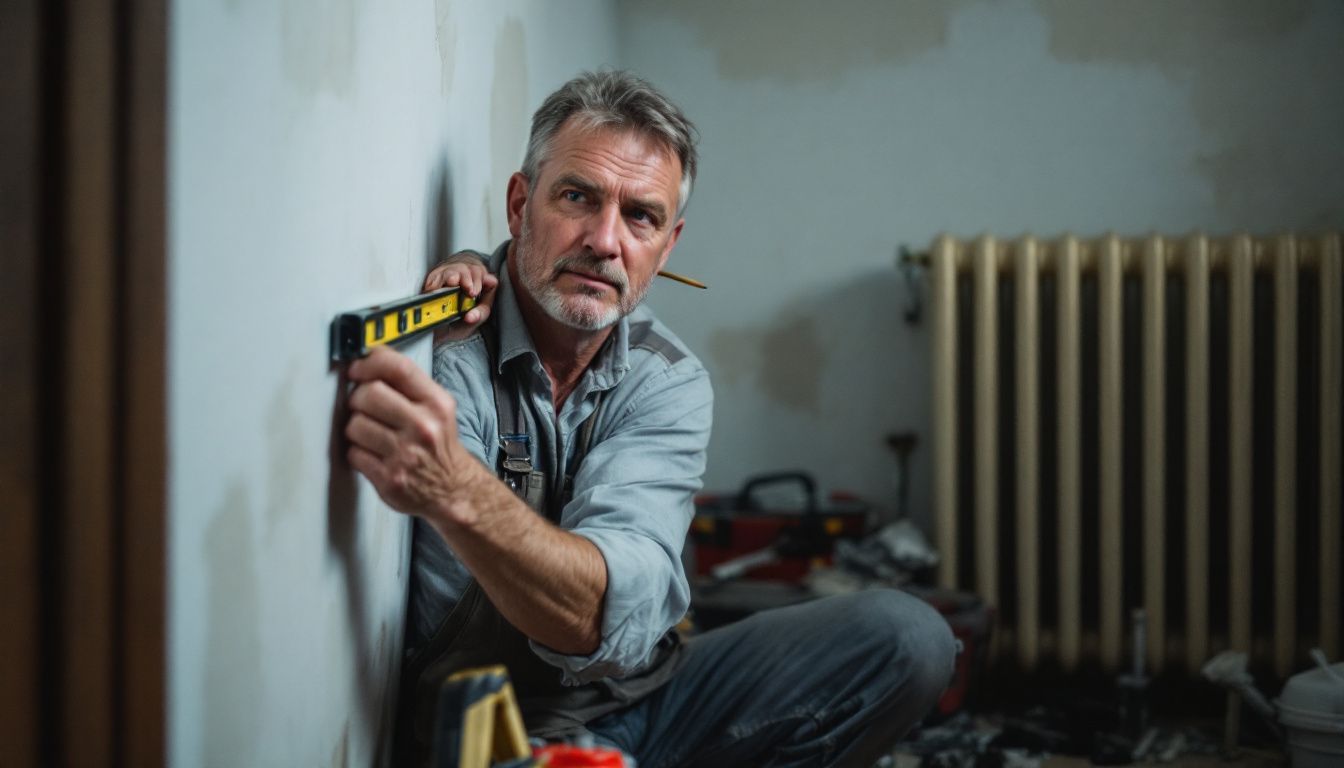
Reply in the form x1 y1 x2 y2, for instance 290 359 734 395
628 209 652 224
562 190 585 203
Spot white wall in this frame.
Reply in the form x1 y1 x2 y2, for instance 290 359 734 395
618 0 1344 527
167 2 615 765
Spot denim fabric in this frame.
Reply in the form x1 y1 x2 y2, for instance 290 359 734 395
582 589 957 768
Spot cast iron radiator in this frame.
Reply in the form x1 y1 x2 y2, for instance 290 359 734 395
926 233 1342 679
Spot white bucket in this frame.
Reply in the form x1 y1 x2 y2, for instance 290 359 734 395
1275 655 1344 768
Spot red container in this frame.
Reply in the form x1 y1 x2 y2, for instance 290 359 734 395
533 745 626 767
690 472 869 583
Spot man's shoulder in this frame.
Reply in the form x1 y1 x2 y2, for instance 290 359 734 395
604 306 712 426
624 305 702 373
431 332 492 394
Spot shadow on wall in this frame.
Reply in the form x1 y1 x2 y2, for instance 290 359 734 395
426 159 455 275
323 161 457 762
325 367 386 760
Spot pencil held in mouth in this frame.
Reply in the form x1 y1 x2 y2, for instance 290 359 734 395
657 270 708 289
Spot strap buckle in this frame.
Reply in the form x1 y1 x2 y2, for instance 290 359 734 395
499 433 533 475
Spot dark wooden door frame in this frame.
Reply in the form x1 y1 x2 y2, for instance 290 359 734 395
1 1 166 765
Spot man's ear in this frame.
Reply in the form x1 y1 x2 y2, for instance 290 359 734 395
505 172 530 238
656 218 684 274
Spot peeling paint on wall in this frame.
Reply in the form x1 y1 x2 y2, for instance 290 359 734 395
282 0 357 98
1037 0 1343 228
490 17 529 245
281 0 358 98
1038 0 1310 67
711 313 826 413
623 0 974 82
481 188 497 246
435 0 457 97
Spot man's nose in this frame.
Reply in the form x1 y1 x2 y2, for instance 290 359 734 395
582 203 622 259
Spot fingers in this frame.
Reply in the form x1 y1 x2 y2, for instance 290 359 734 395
464 278 497 323
346 444 386 484
419 252 499 342
344 411 399 458
342 346 467 516
474 271 499 297
348 347 446 407
451 265 485 296
423 263 463 292
463 302 492 326
421 255 498 297
348 376 411 425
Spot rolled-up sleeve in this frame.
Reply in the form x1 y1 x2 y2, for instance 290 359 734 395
530 363 713 684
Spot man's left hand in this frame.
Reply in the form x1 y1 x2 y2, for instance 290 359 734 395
344 346 475 518
425 251 498 343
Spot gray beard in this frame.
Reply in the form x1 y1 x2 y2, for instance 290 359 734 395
515 223 651 332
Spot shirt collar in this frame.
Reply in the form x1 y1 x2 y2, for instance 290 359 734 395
488 240 631 390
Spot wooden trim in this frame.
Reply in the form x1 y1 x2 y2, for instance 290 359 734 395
63 0 119 760
120 0 168 762
1 0 166 764
0 0 43 763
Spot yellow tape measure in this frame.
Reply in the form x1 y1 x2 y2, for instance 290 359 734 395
329 287 477 361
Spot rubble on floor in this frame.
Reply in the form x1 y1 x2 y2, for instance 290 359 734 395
881 710 1232 768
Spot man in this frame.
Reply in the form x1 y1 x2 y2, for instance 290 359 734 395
345 70 955 768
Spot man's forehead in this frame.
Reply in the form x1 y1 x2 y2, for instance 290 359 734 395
543 122 682 184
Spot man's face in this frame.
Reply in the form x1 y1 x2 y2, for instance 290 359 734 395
507 121 684 332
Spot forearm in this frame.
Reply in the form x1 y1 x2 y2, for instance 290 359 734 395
427 459 608 655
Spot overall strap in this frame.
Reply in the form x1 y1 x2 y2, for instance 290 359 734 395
482 323 533 495
482 318 605 521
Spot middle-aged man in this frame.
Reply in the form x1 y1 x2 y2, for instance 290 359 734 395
344 69 955 768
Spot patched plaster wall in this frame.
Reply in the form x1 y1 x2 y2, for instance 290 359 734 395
619 0 1344 527
167 2 615 765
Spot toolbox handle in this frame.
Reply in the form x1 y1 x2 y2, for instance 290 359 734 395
734 471 818 515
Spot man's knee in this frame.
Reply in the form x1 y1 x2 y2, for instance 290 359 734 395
845 589 957 705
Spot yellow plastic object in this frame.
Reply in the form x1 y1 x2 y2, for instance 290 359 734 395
330 286 477 361
433 665 532 768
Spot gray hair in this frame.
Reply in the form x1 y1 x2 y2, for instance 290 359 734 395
521 69 699 217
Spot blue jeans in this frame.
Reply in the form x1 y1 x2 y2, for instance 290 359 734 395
583 589 957 768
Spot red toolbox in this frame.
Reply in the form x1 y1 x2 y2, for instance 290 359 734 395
689 472 870 584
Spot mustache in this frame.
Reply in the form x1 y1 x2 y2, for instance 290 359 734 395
552 252 629 294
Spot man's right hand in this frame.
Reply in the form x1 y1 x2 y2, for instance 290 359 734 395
425 251 499 342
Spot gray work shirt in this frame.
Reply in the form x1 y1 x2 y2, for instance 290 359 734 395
407 242 713 685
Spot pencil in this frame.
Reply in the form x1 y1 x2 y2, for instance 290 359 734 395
657 270 708 289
